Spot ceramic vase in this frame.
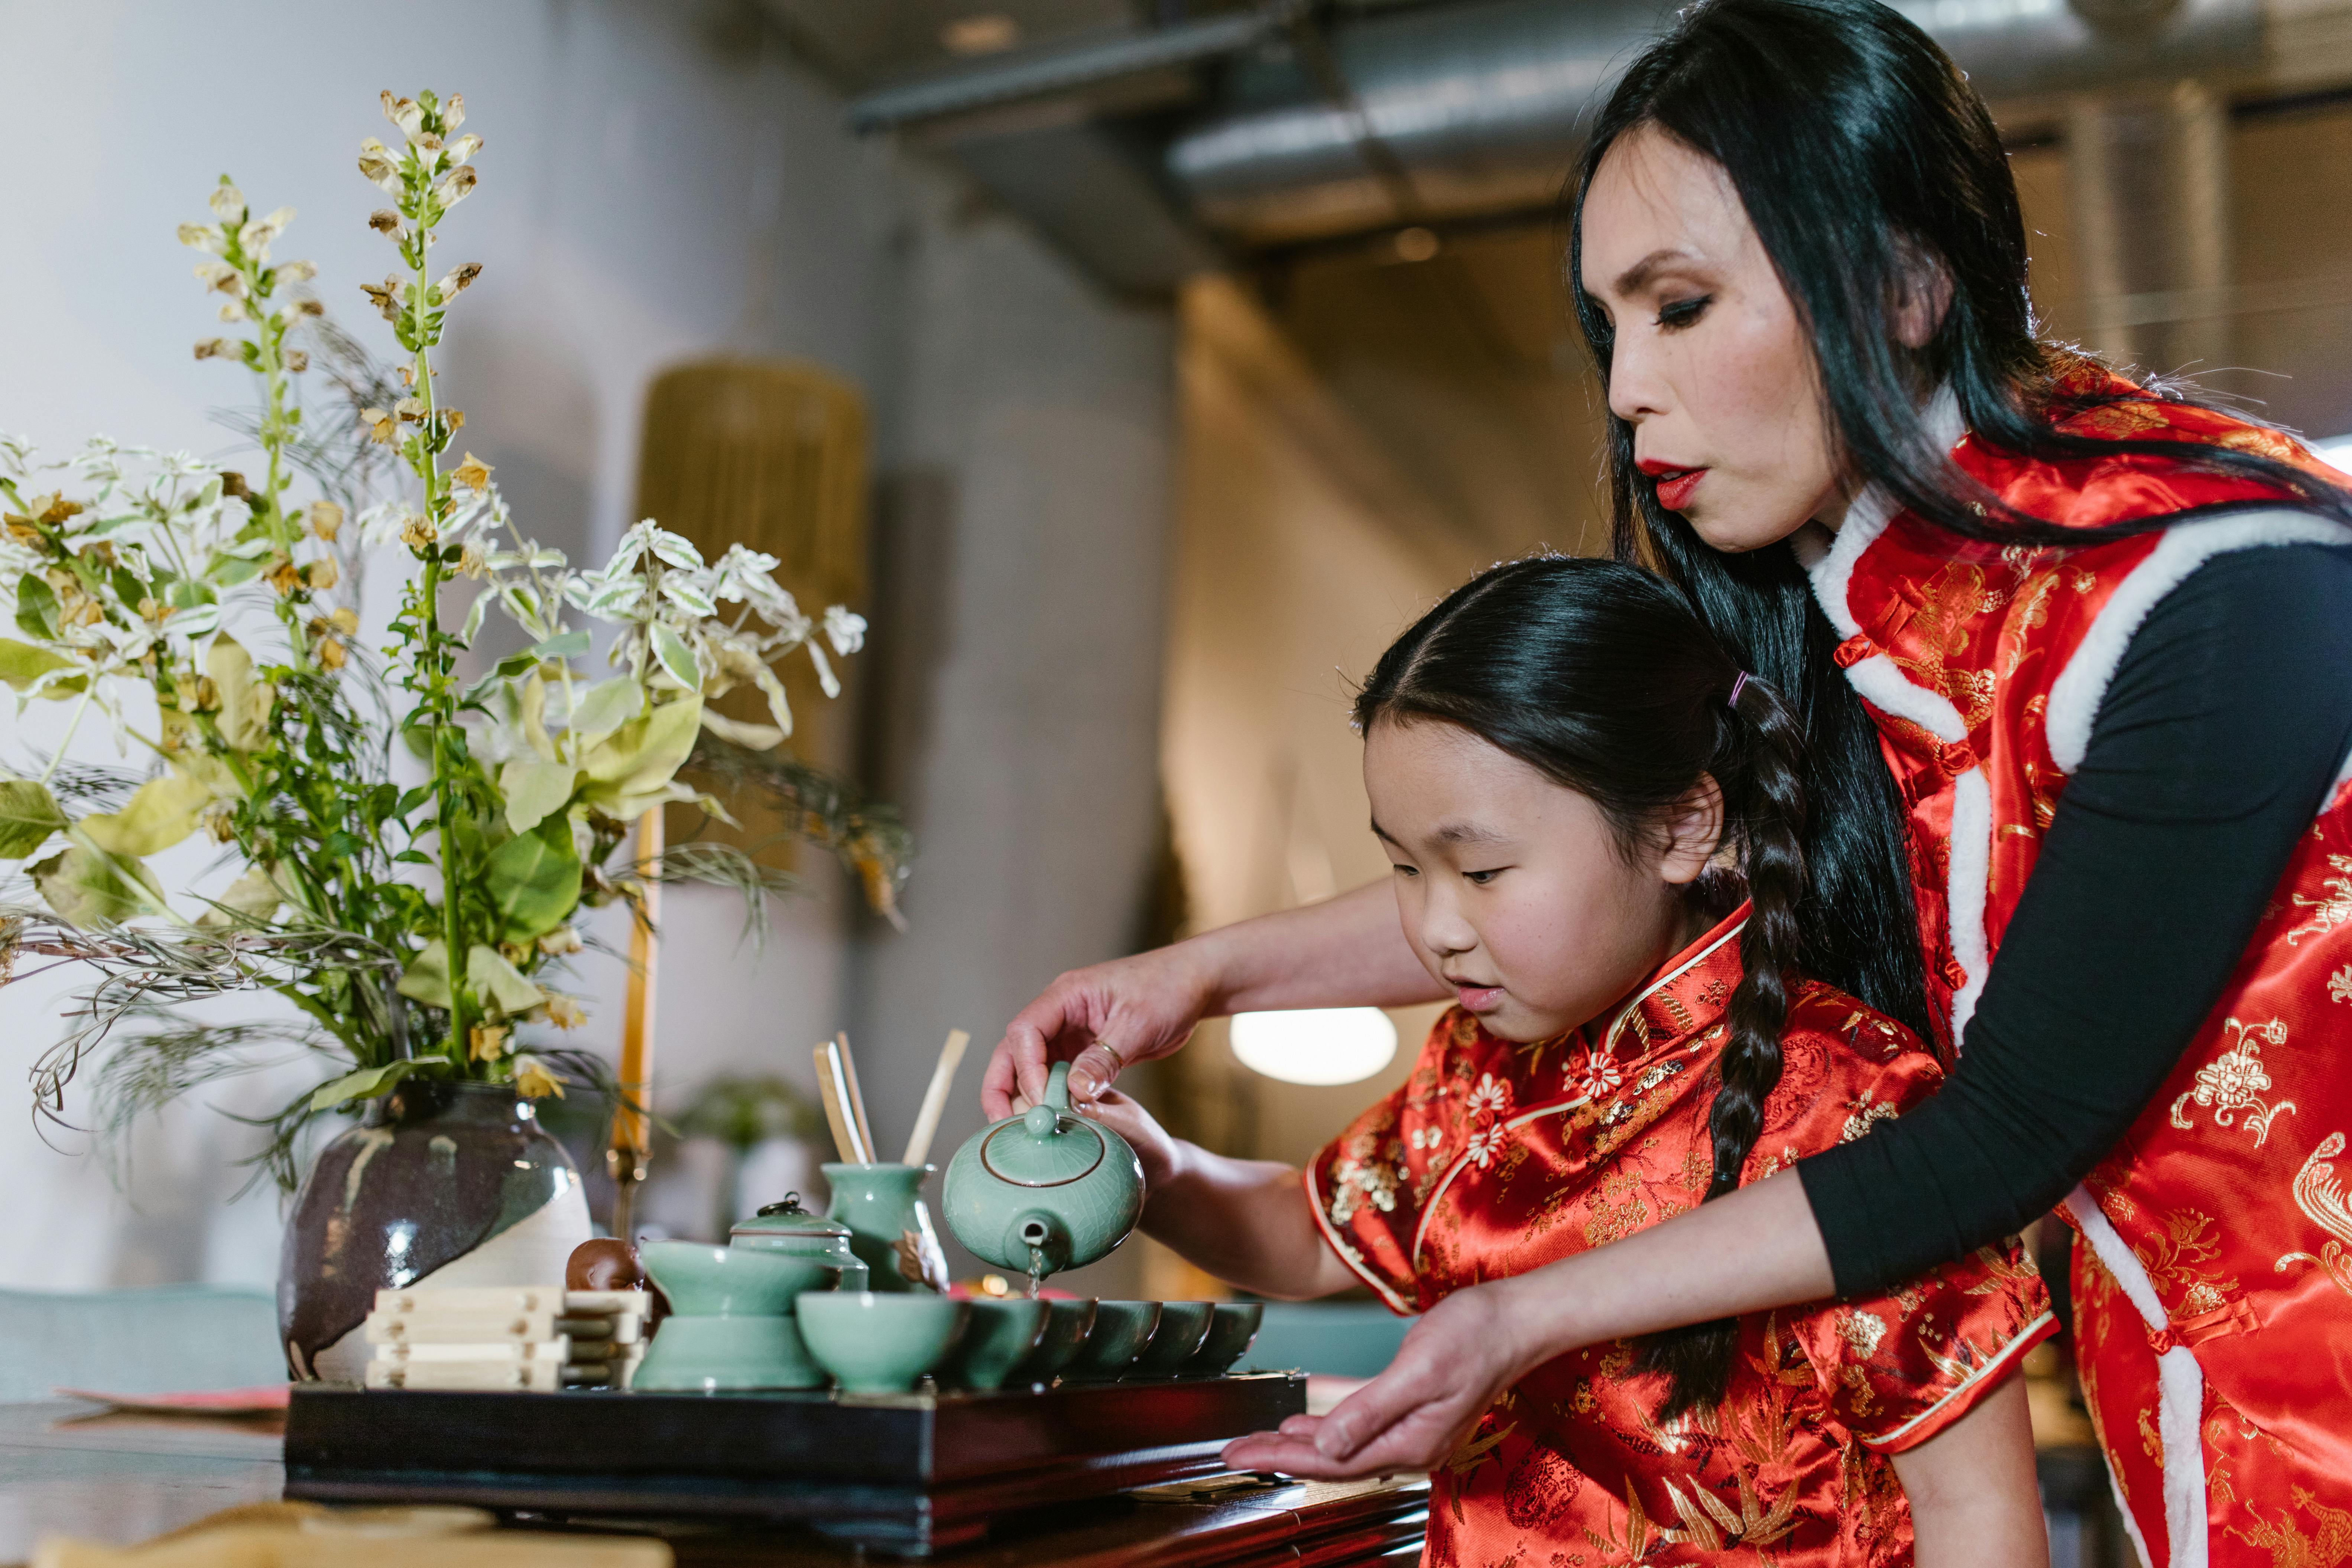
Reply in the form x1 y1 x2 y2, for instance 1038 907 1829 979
278 1079 591 1383
823 1163 947 1292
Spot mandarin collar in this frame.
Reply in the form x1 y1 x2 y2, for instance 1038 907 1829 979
1597 903 1751 1064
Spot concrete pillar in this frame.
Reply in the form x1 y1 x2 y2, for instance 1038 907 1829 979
2065 80 2233 376
846 175 1176 1297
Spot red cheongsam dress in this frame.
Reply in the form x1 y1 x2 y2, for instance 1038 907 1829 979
1308 906 2056 1567
1796 368 2352 1567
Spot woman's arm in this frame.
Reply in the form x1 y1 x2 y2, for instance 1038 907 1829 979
1889 1375 2048 1568
982 880 1443 1117
1082 1087 1360 1300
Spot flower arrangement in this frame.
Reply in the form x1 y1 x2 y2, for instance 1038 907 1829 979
0 88 907 1188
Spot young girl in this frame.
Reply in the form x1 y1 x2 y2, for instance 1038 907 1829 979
1078 557 2053 1566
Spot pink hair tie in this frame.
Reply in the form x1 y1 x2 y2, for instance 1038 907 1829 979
1728 671 1751 708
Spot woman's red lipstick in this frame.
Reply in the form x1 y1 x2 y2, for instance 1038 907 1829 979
1637 458 1707 512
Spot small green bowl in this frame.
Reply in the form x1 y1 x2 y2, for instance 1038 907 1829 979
1008 1298 1098 1385
797 1291 969 1393
939 1299 1047 1392
1177 1301 1264 1377
639 1241 833 1315
1123 1301 1216 1380
1061 1299 1161 1381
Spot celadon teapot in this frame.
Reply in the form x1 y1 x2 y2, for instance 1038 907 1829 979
941 1061 1145 1279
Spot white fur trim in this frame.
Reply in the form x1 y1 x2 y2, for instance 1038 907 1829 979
1947 768 1994 1042
1843 653 1969 745
2046 509 2352 772
2065 1186 2208 1568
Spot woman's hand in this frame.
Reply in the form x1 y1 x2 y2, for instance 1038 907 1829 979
982 944 1220 1119
1221 1279 1546 1478
1068 1085 1182 1192
983 883 1446 1117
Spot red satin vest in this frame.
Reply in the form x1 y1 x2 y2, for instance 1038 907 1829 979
1798 374 2352 1567
1310 907 2054 1566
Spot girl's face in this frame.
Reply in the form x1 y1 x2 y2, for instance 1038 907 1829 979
1579 125 1847 551
1363 717 1717 1045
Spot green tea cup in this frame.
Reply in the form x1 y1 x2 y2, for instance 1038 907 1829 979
1177 1301 1264 1377
1007 1298 1098 1385
1060 1299 1161 1381
1123 1300 1216 1380
797 1291 969 1393
938 1299 1047 1392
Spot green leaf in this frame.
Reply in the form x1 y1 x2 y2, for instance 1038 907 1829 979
0 638 84 697
0 779 67 858
467 943 549 1017
531 630 591 662
78 770 210 857
649 622 700 690
396 938 452 1009
309 1059 418 1114
698 707 785 751
14 575 58 640
564 676 640 747
578 695 702 819
484 816 581 943
207 636 274 750
499 759 580 836
30 842 169 929
196 864 285 928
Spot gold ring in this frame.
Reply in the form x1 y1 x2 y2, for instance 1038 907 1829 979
1094 1040 1126 1073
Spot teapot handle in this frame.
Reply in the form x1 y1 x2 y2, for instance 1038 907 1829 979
1045 1059 1073 1111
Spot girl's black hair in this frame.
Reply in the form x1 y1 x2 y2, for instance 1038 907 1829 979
1568 0 2352 1049
1355 555 1806 1419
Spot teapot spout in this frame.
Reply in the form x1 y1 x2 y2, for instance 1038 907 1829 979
1012 1210 1069 1278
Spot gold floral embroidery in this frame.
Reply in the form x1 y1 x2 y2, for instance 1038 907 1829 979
1838 1308 1888 1357
2331 966 2352 1005
2172 1017 2298 1147
2134 1208 2242 1308
2276 1131 2352 1303
2063 400 2171 439
1887 561 2002 731
1656 1468 1801 1552
1327 1137 1402 1224
2288 854 2352 947
1839 1092 1900 1143
2225 1484 2352 1566
1582 1167 1650 1248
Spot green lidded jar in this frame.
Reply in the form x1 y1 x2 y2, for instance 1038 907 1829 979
729 1193 869 1292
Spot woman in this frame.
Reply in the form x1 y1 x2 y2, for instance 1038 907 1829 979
986 0 2352 1560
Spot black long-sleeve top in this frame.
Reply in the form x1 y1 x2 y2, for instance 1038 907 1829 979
1797 540 2352 1297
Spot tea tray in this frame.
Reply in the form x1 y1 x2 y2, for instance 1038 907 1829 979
283 1372 1308 1555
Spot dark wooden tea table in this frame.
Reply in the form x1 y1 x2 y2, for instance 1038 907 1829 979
0 1401 1428 1567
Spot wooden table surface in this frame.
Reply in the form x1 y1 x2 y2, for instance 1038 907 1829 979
0 1402 1429 1567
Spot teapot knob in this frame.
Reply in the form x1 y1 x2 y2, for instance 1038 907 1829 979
1023 1102 1059 1139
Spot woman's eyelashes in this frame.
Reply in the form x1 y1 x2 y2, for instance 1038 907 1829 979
1655 293 1713 330
1462 867 1507 886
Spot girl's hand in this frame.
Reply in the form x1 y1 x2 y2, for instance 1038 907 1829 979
1065 1084 1183 1193
982 944 1219 1118
1221 1279 1545 1478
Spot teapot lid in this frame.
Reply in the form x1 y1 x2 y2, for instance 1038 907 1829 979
729 1193 851 1240
979 1106 1109 1189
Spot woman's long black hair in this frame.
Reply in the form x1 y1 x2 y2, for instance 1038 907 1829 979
1568 0 2352 1050
1355 555 1806 1418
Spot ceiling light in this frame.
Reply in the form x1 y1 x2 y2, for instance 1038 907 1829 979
941 14 1021 55
1230 1008 1399 1087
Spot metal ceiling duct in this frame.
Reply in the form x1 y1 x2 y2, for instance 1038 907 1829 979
846 0 2265 285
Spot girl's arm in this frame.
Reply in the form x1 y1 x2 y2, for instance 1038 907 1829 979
1083 1088 1360 1301
1888 1374 2049 1568
981 880 1444 1118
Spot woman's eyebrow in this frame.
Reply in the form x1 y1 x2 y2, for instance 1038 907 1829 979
1432 820 1510 846
1613 247 1700 295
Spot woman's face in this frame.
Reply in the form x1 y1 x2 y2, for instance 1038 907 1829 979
1363 716 1710 1045
1579 125 1847 549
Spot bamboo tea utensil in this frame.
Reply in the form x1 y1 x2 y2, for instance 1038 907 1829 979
609 807 664 1242
901 1030 970 1167
836 1030 878 1161
813 1045 866 1164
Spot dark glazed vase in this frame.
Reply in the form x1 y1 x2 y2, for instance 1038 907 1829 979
278 1079 590 1382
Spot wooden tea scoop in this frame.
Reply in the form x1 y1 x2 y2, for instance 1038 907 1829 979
814 1042 869 1163
901 1029 970 1167
835 1030 878 1162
